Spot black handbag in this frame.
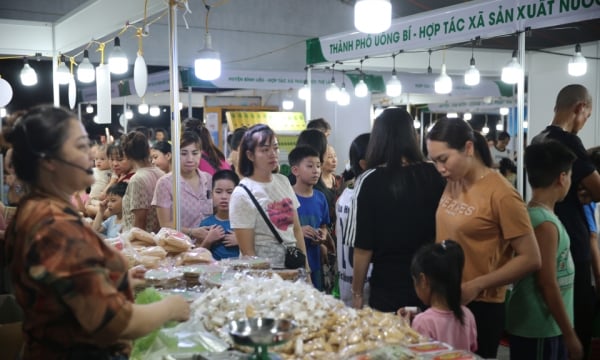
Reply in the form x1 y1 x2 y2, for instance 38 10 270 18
239 184 306 269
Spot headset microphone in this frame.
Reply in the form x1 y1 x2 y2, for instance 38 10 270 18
52 157 94 175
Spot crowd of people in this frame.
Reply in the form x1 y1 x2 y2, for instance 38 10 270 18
0 83 597 359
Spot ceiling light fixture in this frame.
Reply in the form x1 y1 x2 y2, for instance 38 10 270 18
298 66 311 100
125 107 134 120
355 59 369 98
149 105 160 117
464 40 480 86
108 37 129 75
386 52 402 97
282 91 294 110
447 112 458 118
138 101 149 114
499 107 509 116
86 104 94 114
496 122 504 131
56 55 71 85
337 70 350 106
482 123 490 135
325 65 340 102
568 43 587 77
434 62 452 94
0 108 6 118
354 0 392 34
463 112 472 121
20 57 38 86
501 50 522 84
195 2 221 81
427 49 433 75
413 119 421 129
77 49 95 83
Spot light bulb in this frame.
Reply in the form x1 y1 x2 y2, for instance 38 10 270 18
298 82 310 100
56 59 71 85
86 104 94 114
499 107 509 116
195 33 221 81
482 125 490 135
108 37 128 75
282 98 294 110
20 59 38 86
354 79 369 98
496 123 504 131
413 119 421 129
501 51 522 84
149 105 160 117
463 58 480 86
125 108 134 119
93 115 98 122
568 44 587 77
354 0 392 34
386 74 402 97
463 112 472 121
0 108 6 118
447 112 458 118
77 50 95 83
138 103 149 114
337 87 350 106
434 64 452 94
325 82 340 102
523 120 529 129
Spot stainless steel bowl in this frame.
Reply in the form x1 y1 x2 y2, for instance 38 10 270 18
228 318 296 347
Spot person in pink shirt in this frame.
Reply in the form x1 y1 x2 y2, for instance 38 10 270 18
405 240 477 352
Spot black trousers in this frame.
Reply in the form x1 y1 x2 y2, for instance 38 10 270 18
573 260 595 360
467 301 505 358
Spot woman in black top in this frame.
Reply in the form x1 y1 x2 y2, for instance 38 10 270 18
349 108 445 312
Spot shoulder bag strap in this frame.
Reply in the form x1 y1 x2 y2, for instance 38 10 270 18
239 183 284 244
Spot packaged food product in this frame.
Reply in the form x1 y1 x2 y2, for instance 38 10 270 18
128 227 157 245
157 227 193 253
139 246 167 259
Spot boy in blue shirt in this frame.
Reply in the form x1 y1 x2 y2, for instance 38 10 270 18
289 146 330 290
92 182 127 238
199 170 240 260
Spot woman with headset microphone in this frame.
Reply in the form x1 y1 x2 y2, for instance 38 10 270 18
1 105 189 359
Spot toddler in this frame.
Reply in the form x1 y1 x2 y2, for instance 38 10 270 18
92 182 127 238
406 240 477 352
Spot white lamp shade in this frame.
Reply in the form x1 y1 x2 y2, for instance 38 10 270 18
68 75 76 109
125 108 134 119
0 78 12 107
337 87 350 106
282 99 294 110
20 63 38 86
77 57 95 83
0 108 6 118
501 57 522 84
464 65 480 86
496 123 504 131
298 84 310 100
134 55 148 97
56 62 71 85
149 105 160 117
413 119 421 129
434 64 452 94
568 52 587 77
138 103 149 114
523 120 529 129
499 107 509 116
354 0 392 34
386 75 402 97
95 64 112 124
463 112 472 121
325 82 340 102
86 104 94 114
447 112 458 118
195 33 221 81
482 125 490 135
354 79 369 98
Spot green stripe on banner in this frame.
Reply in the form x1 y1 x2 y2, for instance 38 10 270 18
494 81 515 97
346 73 386 93
306 38 327 65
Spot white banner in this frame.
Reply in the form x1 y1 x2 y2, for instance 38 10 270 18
212 70 333 90
312 0 600 63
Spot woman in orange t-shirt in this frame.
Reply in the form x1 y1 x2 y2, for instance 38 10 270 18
426 118 541 359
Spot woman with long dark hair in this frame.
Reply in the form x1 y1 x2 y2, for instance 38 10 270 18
426 118 541 358
349 108 445 312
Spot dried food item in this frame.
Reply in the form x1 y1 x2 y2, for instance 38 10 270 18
144 268 184 287
137 255 162 269
219 256 270 270
139 246 167 259
157 227 193 253
175 248 215 266
128 227 157 246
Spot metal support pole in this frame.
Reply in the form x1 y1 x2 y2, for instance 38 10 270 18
168 1 182 231
305 67 312 121
516 31 526 197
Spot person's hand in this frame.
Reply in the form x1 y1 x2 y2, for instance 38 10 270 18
352 293 364 309
302 226 319 244
165 295 191 322
129 265 147 279
461 280 483 305
564 331 583 360
5 173 16 186
397 306 420 323
98 199 108 214
222 232 238 247
317 228 327 243
204 225 225 246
